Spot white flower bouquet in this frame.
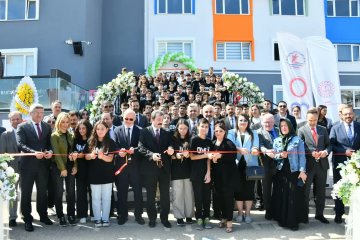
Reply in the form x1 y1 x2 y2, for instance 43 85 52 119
0 154 19 201
332 151 360 205
89 71 136 122
222 72 264 105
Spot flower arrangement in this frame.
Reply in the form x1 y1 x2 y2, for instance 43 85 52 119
0 155 19 201
331 151 360 205
10 76 39 115
147 52 197 77
89 71 136 122
222 72 265 105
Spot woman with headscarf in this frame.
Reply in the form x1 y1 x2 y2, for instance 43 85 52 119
271 118 307 231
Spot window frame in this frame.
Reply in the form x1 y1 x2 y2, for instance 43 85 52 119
157 0 193 15
272 0 306 16
0 0 39 21
156 40 194 58
0 48 38 76
215 0 250 15
216 41 252 61
327 0 360 17
340 86 360 109
335 44 360 62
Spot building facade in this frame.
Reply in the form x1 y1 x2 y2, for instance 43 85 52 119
0 0 359 110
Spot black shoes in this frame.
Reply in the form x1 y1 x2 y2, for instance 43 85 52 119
135 217 145 225
315 215 329 224
265 213 272 220
334 215 343 224
148 220 156 228
177 219 185 226
290 225 299 231
40 217 53 225
68 216 76 226
59 217 67 227
161 220 172 228
24 222 34 232
117 217 128 225
9 219 17 227
185 218 193 224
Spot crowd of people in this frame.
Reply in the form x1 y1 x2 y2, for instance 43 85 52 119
0 67 359 234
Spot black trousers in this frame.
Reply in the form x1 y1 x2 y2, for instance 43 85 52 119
51 162 76 218
263 170 275 215
20 160 49 223
192 178 211 220
47 166 55 208
115 164 143 219
304 163 327 216
333 160 345 216
142 171 170 222
76 159 92 218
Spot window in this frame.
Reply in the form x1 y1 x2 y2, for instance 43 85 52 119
216 0 249 14
341 87 360 109
273 42 280 61
0 48 37 76
327 0 360 16
157 41 193 57
335 44 360 62
272 0 305 16
158 0 193 14
216 42 251 61
0 0 39 20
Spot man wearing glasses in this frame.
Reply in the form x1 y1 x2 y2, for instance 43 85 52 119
114 109 144 226
100 101 122 126
274 101 297 130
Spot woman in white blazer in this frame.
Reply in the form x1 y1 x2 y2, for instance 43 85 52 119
228 114 260 224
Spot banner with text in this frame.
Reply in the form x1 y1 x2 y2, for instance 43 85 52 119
277 32 313 120
305 36 342 122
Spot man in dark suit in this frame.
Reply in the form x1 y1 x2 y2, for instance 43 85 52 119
0 126 5 135
257 113 279 219
130 99 149 128
224 103 237 131
298 108 332 224
138 110 174 228
114 109 144 226
274 101 297 130
17 104 53 232
186 103 200 136
0 111 23 227
330 104 360 223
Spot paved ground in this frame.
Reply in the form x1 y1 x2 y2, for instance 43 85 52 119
5 197 347 240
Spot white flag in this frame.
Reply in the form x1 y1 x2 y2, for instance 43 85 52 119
277 32 314 120
305 36 341 122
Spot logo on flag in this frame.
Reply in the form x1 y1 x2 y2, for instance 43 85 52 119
287 51 305 68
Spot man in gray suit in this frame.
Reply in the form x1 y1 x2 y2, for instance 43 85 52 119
257 113 279 220
298 108 332 224
0 111 23 227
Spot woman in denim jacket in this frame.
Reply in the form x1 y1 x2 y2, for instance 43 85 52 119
271 118 307 231
228 114 260 224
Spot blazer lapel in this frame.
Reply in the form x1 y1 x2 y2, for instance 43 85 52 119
339 123 351 146
27 121 39 140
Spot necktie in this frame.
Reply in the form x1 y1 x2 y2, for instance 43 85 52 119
311 127 317 145
155 129 160 144
207 124 212 139
136 114 140 125
230 117 234 129
268 130 275 140
127 128 131 145
35 123 42 140
347 124 353 144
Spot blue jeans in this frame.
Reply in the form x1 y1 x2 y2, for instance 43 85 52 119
90 183 112 221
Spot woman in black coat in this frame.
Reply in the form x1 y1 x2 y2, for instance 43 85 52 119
212 120 239 233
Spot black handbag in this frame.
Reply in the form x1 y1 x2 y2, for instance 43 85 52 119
245 155 265 180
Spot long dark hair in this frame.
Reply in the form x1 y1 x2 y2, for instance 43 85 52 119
214 119 227 139
173 118 190 141
88 120 111 153
235 114 254 142
75 119 93 140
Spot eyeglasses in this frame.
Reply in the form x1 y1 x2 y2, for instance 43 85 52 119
238 119 248 122
278 105 287 108
124 118 134 121
47 121 55 124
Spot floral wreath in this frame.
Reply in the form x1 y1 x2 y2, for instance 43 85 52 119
146 52 197 77
222 72 265 105
10 76 39 115
89 71 136 123
0 154 19 201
